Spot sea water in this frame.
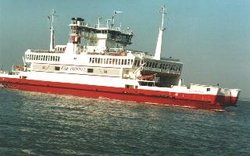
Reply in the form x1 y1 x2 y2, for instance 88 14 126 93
0 89 249 155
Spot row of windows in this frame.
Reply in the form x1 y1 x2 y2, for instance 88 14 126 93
134 59 182 72
89 57 134 66
25 54 61 62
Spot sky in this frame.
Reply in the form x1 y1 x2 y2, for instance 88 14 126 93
0 0 250 99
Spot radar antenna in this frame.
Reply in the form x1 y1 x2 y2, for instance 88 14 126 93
111 10 123 28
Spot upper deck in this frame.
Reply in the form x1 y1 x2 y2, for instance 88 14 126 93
22 8 183 87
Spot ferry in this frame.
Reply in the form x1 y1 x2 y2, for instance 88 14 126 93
0 6 240 110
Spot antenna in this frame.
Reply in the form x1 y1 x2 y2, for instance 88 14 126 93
154 5 166 60
97 17 102 28
48 9 56 52
111 10 123 28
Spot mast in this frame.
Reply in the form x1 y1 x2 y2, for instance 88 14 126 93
48 9 56 52
154 5 166 60
111 10 122 28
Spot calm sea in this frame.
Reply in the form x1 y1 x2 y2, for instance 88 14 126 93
0 89 249 156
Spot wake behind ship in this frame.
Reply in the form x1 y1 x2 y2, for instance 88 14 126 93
0 7 240 110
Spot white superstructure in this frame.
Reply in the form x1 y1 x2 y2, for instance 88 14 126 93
22 7 183 88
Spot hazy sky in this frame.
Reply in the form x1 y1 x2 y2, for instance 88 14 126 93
0 0 250 99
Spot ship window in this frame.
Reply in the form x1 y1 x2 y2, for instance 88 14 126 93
55 56 60 62
138 81 155 86
166 64 169 70
97 58 101 64
125 85 134 88
127 59 130 65
134 60 138 66
130 59 133 65
87 68 93 73
149 62 152 67
134 60 137 66
55 66 60 71
207 88 211 92
155 63 158 68
170 65 173 71
92 58 95 63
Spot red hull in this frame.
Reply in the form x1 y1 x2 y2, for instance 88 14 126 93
0 77 237 110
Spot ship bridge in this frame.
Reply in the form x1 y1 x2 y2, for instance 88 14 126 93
68 17 133 54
